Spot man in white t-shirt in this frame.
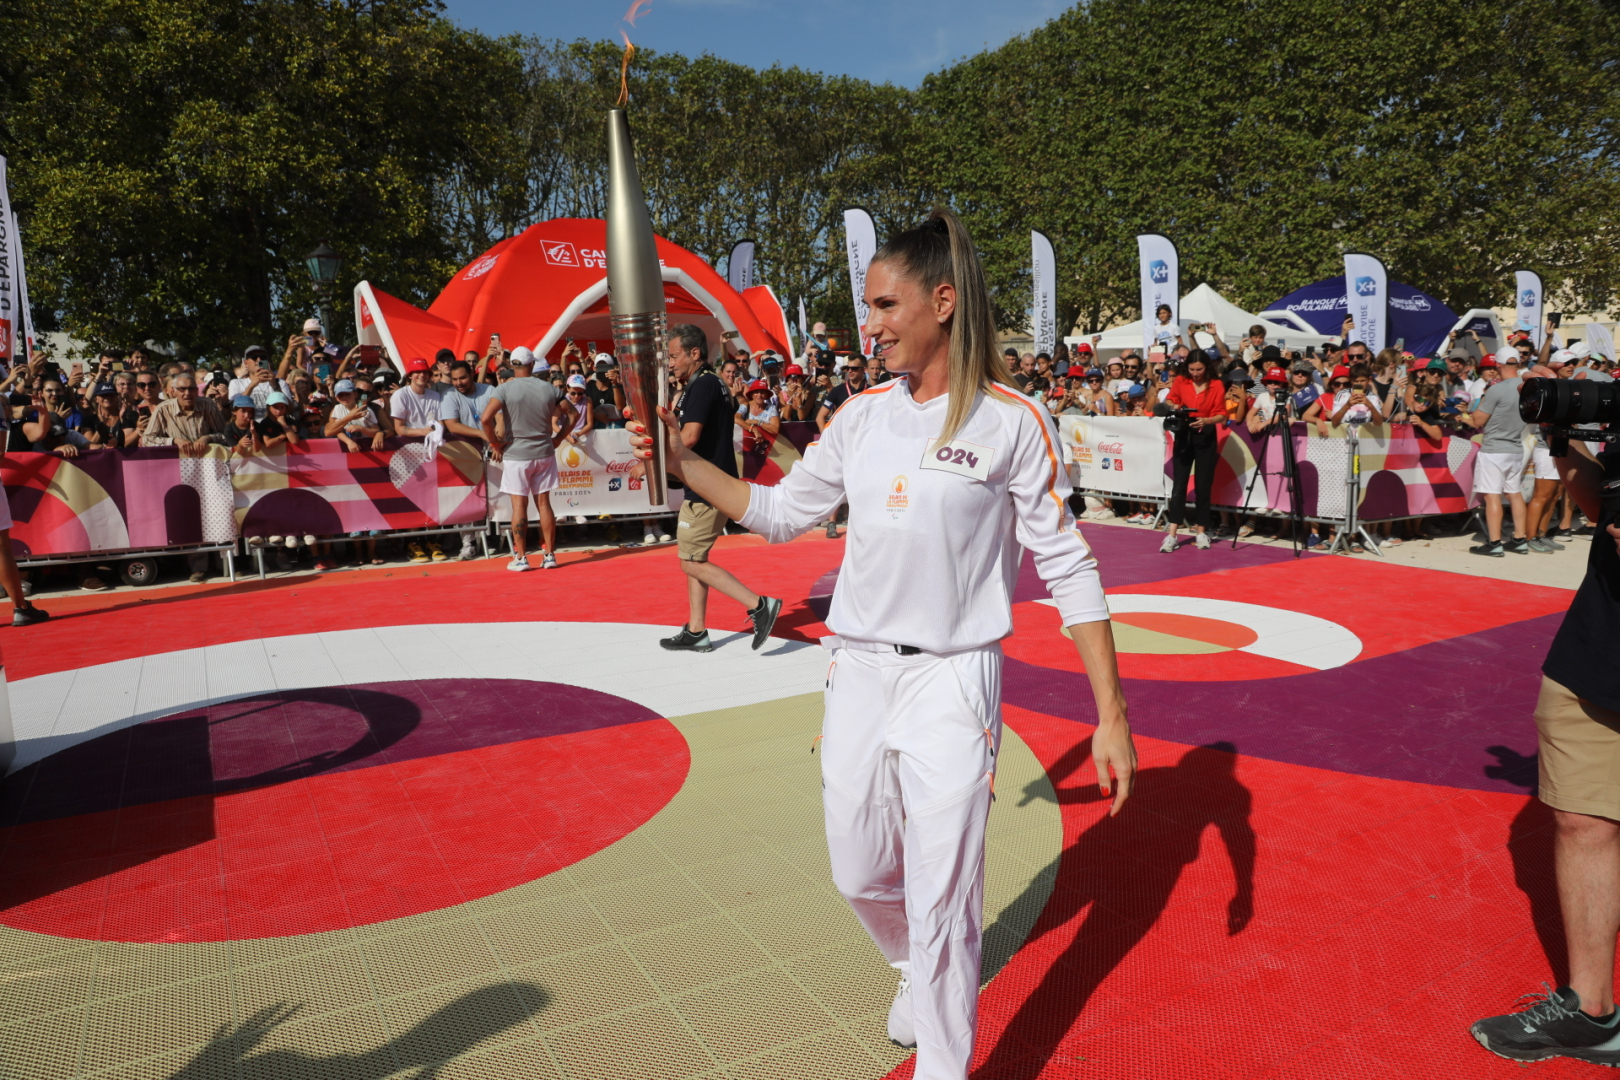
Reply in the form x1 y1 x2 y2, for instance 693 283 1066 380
390 357 444 437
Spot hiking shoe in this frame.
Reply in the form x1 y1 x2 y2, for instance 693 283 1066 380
748 596 782 650
1195 532 1212 550
887 976 916 1048
1527 537 1559 554
1159 535 1178 554
541 552 558 569
408 542 430 563
506 555 531 572
1506 537 1531 555
1471 540 1505 557
1471 985 1620 1065
429 542 447 561
11 605 50 627
660 626 712 652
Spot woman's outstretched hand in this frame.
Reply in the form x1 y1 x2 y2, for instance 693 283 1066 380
628 408 685 479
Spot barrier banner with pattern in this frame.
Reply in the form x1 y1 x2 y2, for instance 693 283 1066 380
233 438 487 537
489 430 680 521
0 447 235 558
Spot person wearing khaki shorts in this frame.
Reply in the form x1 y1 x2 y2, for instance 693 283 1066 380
657 324 781 654
676 499 725 563
1471 443 1620 1065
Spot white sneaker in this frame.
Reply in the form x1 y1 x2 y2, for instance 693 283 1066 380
459 541 478 561
887 976 915 1048
1159 535 1178 554
1195 532 1212 550
284 535 300 549
266 535 282 547
541 552 558 569
507 556 531 572
643 532 658 545
303 534 317 547
659 533 672 543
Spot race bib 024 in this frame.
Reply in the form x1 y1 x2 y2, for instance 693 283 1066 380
921 439 995 481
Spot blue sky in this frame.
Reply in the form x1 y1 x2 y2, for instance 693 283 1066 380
443 0 1071 86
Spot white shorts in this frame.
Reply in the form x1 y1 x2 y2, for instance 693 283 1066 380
0 483 12 532
1531 445 1560 482
1473 451 1525 495
497 456 559 496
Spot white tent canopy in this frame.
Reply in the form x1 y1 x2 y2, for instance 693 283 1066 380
1065 283 1334 359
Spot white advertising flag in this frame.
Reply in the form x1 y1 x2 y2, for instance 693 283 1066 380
1031 230 1057 356
727 239 756 293
0 157 15 363
1587 322 1615 362
798 296 810 353
1136 234 1178 357
11 212 32 357
1342 252 1389 354
843 207 877 351
1514 270 1544 348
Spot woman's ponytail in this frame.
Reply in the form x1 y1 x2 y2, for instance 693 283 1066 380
872 208 1016 447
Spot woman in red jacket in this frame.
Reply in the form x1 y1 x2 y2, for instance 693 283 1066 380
1160 353 1237 552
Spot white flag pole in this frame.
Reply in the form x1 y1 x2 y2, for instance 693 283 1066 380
842 208 877 354
1514 270 1545 348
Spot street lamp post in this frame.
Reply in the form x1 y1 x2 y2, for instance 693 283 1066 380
304 243 342 340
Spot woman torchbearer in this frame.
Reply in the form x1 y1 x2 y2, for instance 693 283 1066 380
633 209 1135 1080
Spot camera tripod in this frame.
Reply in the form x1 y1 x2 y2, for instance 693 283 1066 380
1232 399 1308 558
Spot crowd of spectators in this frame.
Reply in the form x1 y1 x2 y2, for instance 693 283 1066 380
0 318 636 589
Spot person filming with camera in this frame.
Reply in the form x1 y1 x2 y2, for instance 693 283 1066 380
1158 352 1233 553
1470 377 1620 1065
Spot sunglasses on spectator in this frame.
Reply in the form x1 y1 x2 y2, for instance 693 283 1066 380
1331 378 1351 387
137 380 159 388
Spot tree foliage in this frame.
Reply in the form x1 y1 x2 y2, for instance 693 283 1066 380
3 0 1618 353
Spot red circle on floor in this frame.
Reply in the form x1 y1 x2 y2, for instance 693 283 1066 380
0 679 689 942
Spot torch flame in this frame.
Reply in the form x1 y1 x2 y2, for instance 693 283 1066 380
617 32 635 107
622 0 653 25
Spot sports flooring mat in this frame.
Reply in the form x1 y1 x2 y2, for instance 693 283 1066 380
0 526 1605 1078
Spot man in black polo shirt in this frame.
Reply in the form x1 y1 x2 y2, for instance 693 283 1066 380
659 323 781 653
1471 444 1620 1065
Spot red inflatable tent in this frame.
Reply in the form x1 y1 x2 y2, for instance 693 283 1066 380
353 218 791 371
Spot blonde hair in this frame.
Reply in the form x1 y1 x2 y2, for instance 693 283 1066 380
871 208 1017 447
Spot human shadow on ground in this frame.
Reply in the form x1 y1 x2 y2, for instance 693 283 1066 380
169 981 548 1079
974 740 1255 1080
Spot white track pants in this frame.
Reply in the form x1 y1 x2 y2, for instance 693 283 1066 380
821 642 1003 1080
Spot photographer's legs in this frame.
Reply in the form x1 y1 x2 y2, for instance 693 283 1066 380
1166 437 1194 539
1191 429 1218 533
1556 809 1620 1015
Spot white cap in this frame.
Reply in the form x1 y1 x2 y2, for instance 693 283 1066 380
594 352 614 367
567 374 587 388
303 318 323 334
1569 342 1592 359
1496 347 1521 365
1551 348 1576 365
509 346 536 367
535 359 551 372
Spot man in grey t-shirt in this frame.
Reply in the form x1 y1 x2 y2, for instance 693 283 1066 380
1467 356 1529 556
480 347 574 571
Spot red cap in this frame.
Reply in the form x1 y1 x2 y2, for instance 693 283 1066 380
784 364 804 376
404 356 431 374
1074 343 1094 354
1262 366 1287 384
1330 364 1351 380
1478 357 1498 369
746 379 772 395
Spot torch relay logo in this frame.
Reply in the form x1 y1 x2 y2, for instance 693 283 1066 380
1354 276 1378 297
1148 260 1169 284
559 445 585 468
542 241 579 267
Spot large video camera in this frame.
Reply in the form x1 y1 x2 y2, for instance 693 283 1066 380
1519 377 1620 455
1161 407 1198 436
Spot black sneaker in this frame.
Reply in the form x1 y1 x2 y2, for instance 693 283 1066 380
1471 985 1620 1065
1471 540 1505 557
11 604 49 627
1505 537 1531 555
748 596 782 651
659 626 712 653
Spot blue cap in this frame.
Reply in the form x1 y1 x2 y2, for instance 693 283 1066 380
334 379 356 394
1086 367 1104 378
1128 383 1146 398
231 395 255 409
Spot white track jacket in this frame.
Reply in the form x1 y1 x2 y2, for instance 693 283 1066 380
740 378 1108 653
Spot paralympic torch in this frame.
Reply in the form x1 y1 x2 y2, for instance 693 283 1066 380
606 108 668 506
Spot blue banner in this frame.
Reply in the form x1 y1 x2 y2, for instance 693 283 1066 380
1265 275 1457 359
